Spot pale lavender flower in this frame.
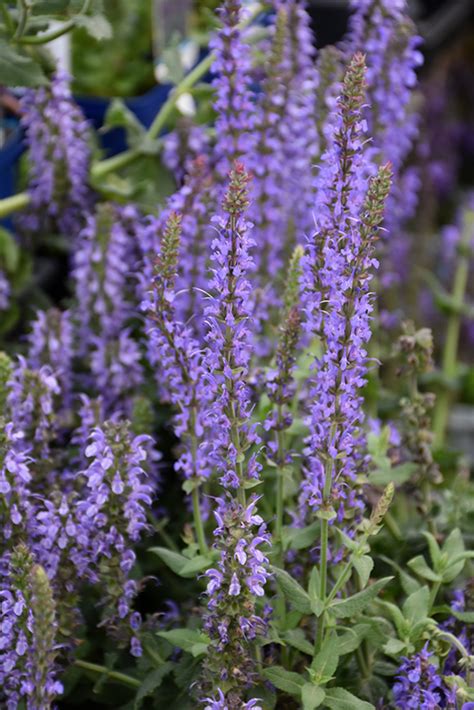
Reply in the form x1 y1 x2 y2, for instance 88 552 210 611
142 212 210 482
210 0 256 179
20 70 91 234
300 55 392 524
75 422 154 653
0 270 10 311
27 308 74 409
163 119 210 184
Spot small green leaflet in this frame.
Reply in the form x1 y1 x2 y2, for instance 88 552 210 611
271 565 312 614
148 547 214 578
329 577 393 618
0 40 47 87
157 629 210 658
324 687 375 709
133 663 173 709
302 684 326 710
262 666 305 697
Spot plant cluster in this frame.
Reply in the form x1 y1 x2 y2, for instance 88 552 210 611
0 0 473 709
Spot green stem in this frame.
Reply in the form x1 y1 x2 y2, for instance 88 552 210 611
14 0 30 39
274 416 285 560
0 191 30 218
433 212 473 448
15 0 91 44
315 458 333 652
74 660 141 689
192 485 208 556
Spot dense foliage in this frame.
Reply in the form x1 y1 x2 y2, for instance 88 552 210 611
0 0 473 708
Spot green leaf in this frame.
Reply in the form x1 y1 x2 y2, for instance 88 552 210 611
452 609 474 623
282 522 319 551
407 555 441 582
133 663 173 709
353 555 374 588
422 531 442 568
311 633 339 683
271 566 311 614
282 629 313 656
380 556 421 596
0 228 19 273
325 687 375 709
330 577 393 619
262 666 305 697
302 684 326 710
0 40 47 87
74 13 112 40
157 629 210 658
402 586 430 623
179 555 214 576
383 638 407 656
336 625 370 655
370 462 416 486
149 547 213 578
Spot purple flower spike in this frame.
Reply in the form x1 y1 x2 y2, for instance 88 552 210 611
300 54 392 530
20 70 92 234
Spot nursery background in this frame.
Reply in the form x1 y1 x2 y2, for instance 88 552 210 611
0 0 474 708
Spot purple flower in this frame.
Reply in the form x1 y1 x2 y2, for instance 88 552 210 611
202 165 271 701
27 308 74 410
347 0 423 291
72 203 144 412
162 119 210 184
0 545 62 709
75 421 154 651
300 54 392 526
142 212 210 482
0 270 10 311
393 645 444 709
7 356 60 462
20 70 91 234
210 0 256 178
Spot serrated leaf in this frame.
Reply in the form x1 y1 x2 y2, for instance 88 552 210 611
0 40 47 87
337 625 370 655
302 684 326 709
157 629 210 657
133 663 173 709
402 586 430 623
378 600 407 637
271 566 311 614
422 531 442 567
452 609 474 623
407 555 441 582
383 638 407 656
330 577 392 619
179 555 214 577
370 462 416 486
149 547 214 579
262 666 305 696
282 629 313 656
380 556 421 596
442 528 464 558
325 687 375 709
353 555 374 588
282 522 319 551
149 547 187 574
75 13 112 39
311 632 339 682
